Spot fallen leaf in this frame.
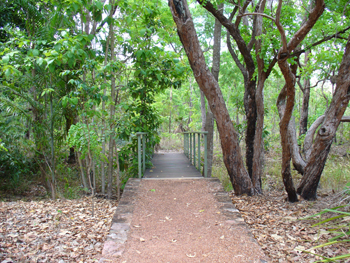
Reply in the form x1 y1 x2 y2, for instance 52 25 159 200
186 253 196 258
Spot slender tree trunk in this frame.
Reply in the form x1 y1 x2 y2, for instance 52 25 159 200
188 79 193 127
101 31 111 195
77 152 89 189
251 0 267 193
169 86 173 133
201 0 258 179
299 50 311 136
169 0 254 195
297 36 350 199
49 91 56 199
200 90 206 131
206 3 223 178
114 142 120 200
101 89 107 195
107 0 116 199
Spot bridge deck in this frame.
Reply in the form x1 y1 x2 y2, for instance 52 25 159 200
143 152 202 178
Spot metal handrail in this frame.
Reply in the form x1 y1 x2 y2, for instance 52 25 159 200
136 132 148 178
183 131 208 177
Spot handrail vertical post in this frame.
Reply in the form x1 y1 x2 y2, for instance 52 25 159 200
204 133 208 178
142 134 146 174
138 134 141 179
193 133 196 166
189 133 192 163
187 133 189 157
197 133 200 170
184 133 186 157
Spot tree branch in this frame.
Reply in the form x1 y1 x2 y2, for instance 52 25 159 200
227 32 248 79
291 26 350 57
275 0 288 52
239 12 275 22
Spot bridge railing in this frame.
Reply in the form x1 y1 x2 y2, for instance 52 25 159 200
183 131 208 177
136 132 148 178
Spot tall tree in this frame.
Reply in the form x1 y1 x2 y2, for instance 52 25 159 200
297 33 350 200
169 0 254 195
206 3 223 178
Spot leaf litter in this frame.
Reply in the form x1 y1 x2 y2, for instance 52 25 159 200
231 190 350 263
0 197 117 262
1 189 348 263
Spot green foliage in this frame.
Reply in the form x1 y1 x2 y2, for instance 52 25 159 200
0 139 7 152
67 123 106 161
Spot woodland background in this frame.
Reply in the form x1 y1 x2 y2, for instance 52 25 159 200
1 0 350 261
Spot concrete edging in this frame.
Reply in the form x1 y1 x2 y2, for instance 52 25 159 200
100 178 141 262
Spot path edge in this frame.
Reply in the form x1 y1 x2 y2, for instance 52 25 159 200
99 177 269 263
99 178 141 262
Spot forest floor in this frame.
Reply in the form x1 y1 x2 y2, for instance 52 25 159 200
232 190 350 263
1 188 348 262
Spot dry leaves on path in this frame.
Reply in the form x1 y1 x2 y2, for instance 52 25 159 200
0 197 117 263
231 191 350 263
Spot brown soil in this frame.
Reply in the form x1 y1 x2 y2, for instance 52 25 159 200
116 179 267 263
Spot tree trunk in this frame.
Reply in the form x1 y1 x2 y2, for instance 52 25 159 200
188 78 193 127
200 90 206 131
202 0 258 178
77 152 89 189
298 36 350 200
277 84 307 176
206 3 223 178
169 86 173 133
169 0 254 195
251 0 267 193
299 50 311 136
49 91 56 199
205 109 214 177
107 0 116 199
275 0 324 202
101 88 107 195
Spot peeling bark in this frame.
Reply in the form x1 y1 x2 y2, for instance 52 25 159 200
303 115 350 161
169 0 254 195
201 0 257 178
298 35 350 200
252 0 267 194
275 0 324 202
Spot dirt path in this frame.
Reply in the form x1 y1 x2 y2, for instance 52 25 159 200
101 179 268 263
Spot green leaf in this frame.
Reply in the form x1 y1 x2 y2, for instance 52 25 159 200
49 63 55 72
140 29 146 36
71 97 79 105
68 58 75 67
36 57 44 66
32 49 39 56
62 97 68 108
54 44 62 52
2 55 9 64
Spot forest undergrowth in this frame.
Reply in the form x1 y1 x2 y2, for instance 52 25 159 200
0 134 350 262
